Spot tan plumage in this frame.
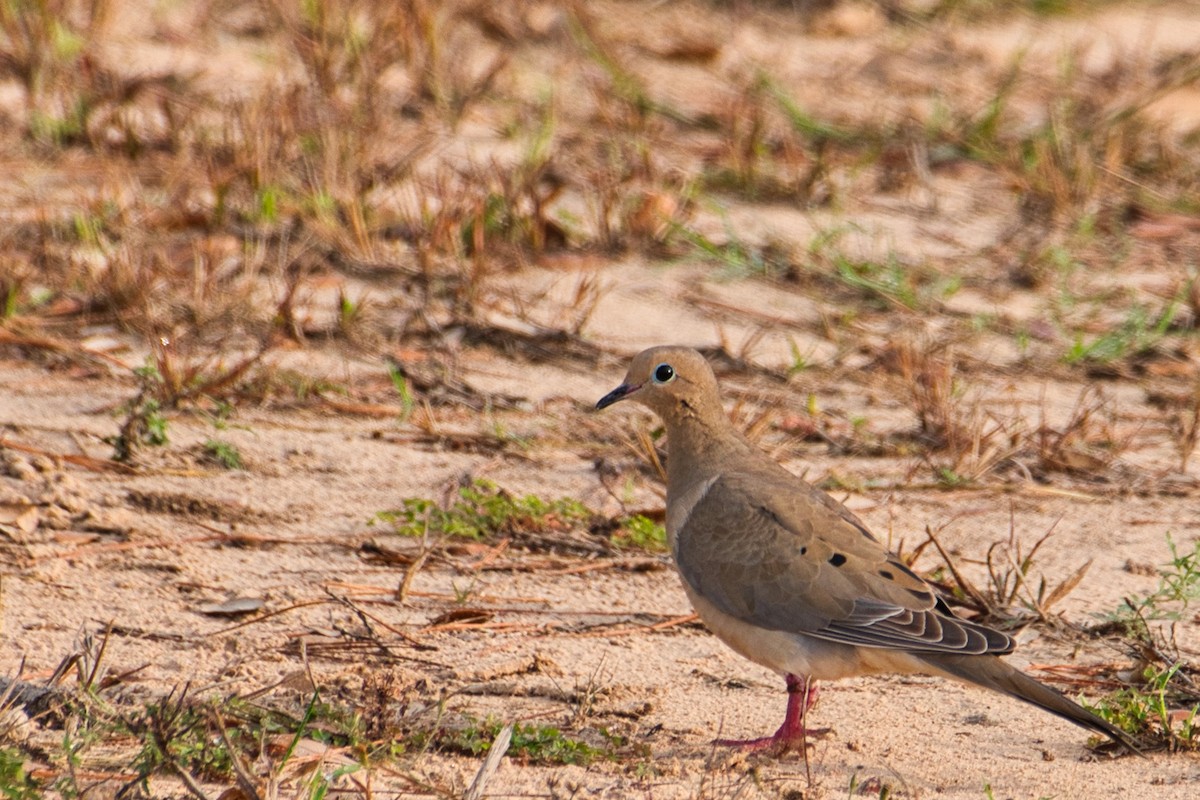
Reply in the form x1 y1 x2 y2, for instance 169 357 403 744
596 345 1137 752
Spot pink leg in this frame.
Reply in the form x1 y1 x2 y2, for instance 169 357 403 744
715 674 828 752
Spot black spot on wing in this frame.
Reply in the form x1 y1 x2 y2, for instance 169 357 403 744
889 559 925 583
828 553 847 567
753 504 785 528
907 587 935 604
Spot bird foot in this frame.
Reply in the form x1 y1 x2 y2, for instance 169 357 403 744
714 726 831 754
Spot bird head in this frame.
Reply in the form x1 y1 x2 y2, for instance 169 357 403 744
595 346 722 424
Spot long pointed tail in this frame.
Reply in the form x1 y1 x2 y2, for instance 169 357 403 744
922 653 1141 753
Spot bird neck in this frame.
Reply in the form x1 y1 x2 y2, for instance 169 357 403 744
664 411 748 489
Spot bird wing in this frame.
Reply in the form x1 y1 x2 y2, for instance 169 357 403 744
674 471 1014 656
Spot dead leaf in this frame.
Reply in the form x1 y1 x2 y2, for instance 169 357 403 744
1042 559 1092 611
427 608 493 626
199 598 265 617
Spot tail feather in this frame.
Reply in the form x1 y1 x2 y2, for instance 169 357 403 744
922 653 1142 753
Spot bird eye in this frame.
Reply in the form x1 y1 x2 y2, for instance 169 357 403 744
653 363 675 383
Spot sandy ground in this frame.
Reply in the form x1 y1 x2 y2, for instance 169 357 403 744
4 311 1200 799
4 1 1200 798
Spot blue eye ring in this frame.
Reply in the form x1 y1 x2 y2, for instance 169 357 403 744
653 363 675 383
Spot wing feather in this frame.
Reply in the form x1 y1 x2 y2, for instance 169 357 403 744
674 473 1013 656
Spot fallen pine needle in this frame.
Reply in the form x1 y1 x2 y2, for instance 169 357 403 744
207 599 332 636
576 613 699 638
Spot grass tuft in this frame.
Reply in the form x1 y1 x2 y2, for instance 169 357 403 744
1086 536 1200 750
0 746 40 800
202 439 244 470
611 514 667 552
376 478 590 541
435 716 608 766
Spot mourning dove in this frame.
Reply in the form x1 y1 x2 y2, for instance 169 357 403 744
596 345 1138 752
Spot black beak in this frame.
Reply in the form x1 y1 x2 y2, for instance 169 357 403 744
595 382 639 410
